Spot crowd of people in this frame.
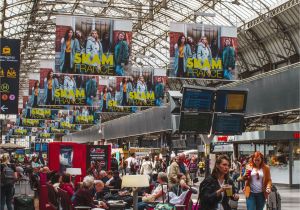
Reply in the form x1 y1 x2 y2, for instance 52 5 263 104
1 151 278 210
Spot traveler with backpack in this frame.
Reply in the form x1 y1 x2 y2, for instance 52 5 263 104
0 154 17 210
198 154 239 210
125 153 137 175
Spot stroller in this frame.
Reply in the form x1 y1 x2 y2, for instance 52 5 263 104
267 185 281 210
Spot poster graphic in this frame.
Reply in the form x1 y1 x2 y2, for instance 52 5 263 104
169 23 237 80
97 68 166 109
0 38 20 114
59 146 73 173
55 15 132 76
87 145 109 171
22 108 58 120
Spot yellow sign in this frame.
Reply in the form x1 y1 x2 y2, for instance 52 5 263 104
7 68 17 78
2 46 11 55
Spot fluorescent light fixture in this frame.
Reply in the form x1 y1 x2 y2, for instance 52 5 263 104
194 12 216 17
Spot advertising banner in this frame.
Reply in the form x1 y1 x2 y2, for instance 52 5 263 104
10 128 30 137
55 15 132 76
59 146 74 173
0 38 21 114
97 68 166 109
22 108 58 120
169 23 237 80
86 145 111 171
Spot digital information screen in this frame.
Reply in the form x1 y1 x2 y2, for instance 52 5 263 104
215 90 247 113
179 112 213 134
35 143 41 152
41 143 48 152
181 88 215 112
212 114 244 135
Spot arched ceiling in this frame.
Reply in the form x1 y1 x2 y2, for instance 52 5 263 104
0 0 299 98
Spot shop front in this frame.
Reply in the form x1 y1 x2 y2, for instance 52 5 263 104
232 130 300 187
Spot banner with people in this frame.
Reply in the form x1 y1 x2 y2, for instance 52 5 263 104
10 128 30 137
169 23 237 80
97 68 166 110
55 15 132 76
22 108 58 120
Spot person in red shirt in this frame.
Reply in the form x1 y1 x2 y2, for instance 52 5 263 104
59 173 74 197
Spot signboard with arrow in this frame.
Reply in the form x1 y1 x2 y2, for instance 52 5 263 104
0 38 21 114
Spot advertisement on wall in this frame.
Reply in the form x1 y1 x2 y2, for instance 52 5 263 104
169 23 237 80
55 15 132 76
0 38 21 114
87 145 111 171
59 146 74 173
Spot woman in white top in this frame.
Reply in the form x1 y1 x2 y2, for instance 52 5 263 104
243 151 272 210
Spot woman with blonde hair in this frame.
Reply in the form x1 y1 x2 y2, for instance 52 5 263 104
86 30 103 67
243 151 272 210
1 154 17 210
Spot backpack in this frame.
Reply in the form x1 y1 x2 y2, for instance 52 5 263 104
130 159 136 173
1 164 15 186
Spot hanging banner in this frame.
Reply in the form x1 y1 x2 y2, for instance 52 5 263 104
55 15 132 76
37 132 55 139
169 23 237 80
22 108 58 120
97 68 166 109
0 38 21 114
10 128 30 137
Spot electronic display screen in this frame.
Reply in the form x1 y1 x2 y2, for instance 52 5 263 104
15 149 25 155
35 143 41 152
181 88 215 112
212 114 244 135
179 112 213 134
215 90 247 113
41 143 48 152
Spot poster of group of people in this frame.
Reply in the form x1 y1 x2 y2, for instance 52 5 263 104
97 68 166 110
27 67 166 108
169 22 238 80
55 15 132 76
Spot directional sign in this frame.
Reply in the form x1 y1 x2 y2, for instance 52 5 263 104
1 105 8 112
0 38 21 114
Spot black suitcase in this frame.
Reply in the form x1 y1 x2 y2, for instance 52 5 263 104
14 179 35 210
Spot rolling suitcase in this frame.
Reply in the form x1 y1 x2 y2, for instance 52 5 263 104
14 179 35 210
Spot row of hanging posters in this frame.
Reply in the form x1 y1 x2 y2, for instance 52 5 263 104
26 16 238 110
11 16 238 138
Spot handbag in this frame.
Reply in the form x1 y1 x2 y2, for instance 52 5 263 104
155 203 176 210
142 194 156 202
228 199 238 209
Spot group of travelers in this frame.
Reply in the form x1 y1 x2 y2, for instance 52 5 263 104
1 150 279 210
